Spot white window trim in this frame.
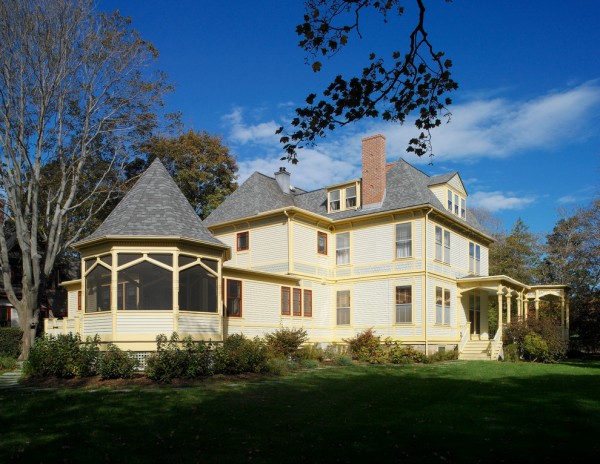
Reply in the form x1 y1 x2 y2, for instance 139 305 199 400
395 285 412 324
336 232 350 266
395 222 412 259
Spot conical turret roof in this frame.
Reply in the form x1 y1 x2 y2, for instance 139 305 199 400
81 158 225 248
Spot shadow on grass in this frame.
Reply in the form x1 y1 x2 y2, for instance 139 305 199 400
1 362 599 463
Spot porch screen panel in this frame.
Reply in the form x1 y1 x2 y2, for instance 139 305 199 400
117 261 173 310
85 264 111 313
179 265 217 312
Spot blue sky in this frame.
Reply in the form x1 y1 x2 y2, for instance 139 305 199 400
102 0 600 234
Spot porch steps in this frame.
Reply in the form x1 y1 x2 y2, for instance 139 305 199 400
459 340 492 361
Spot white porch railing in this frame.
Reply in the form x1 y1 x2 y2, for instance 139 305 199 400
458 323 471 354
490 326 504 360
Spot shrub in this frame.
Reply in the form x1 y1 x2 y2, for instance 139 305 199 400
218 334 269 374
0 355 17 372
299 358 319 369
24 333 100 378
264 357 300 375
265 327 308 360
503 343 520 362
297 344 324 361
344 328 381 362
333 355 353 366
523 333 549 362
388 344 427 364
146 333 193 382
504 319 567 363
98 344 139 379
0 327 23 358
425 348 458 364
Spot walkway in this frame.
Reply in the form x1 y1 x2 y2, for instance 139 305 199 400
0 361 23 390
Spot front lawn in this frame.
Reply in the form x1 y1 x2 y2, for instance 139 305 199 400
2 360 599 463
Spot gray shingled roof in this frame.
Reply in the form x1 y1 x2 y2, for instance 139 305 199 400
204 158 486 235
82 159 225 247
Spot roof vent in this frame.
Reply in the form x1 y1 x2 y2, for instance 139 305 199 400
274 167 291 194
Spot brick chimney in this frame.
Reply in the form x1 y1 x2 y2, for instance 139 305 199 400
274 167 290 194
361 134 386 207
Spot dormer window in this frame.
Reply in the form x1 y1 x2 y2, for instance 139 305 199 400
345 186 357 208
327 181 360 213
447 189 466 219
329 190 341 211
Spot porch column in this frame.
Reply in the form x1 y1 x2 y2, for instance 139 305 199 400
497 289 503 331
506 294 512 324
534 298 540 320
560 297 565 331
517 295 522 320
523 298 529 321
566 297 570 332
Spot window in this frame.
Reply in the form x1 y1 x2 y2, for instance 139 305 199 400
336 290 350 325
226 280 242 317
460 198 466 219
444 230 451 264
303 290 312 317
336 232 350 265
0 307 11 328
281 287 290 315
317 231 328 255
469 242 481 275
454 194 459 216
179 265 217 312
236 231 249 251
345 185 357 208
329 189 341 211
293 288 302 316
328 182 360 213
435 287 451 325
395 286 412 323
435 226 450 264
86 264 111 312
395 223 412 258
447 189 453 211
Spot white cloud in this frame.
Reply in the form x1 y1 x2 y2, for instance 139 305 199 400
469 191 536 212
222 108 280 145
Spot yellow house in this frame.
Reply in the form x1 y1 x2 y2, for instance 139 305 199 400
48 135 568 360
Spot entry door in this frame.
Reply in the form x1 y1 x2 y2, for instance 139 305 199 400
469 294 481 336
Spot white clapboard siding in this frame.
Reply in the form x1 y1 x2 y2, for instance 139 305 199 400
447 175 465 195
426 278 457 338
252 223 288 266
68 291 78 319
353 280 390 327
293 223 314 263
413 219 423 260
178 313 220 335
480 246 489 276
353 224 393 265
116 312 173 334
453 231 469 274
83 313 112 336
429 185 446 206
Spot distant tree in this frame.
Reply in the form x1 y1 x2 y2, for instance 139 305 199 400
469 206 504 239
540 200 600 351
129 130 238 219
278 0 457 161
489 218 541 284
0 0 170 358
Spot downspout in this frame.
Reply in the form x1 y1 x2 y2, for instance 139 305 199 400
424 207 433 355
284 210 293 274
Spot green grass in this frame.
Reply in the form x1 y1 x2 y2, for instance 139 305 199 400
2 360 600 463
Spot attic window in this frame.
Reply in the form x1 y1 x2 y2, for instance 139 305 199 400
237 231 249 251
447 189 466 220
327 181 360 213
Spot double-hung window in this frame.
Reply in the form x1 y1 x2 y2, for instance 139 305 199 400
281 287 291 315
395 286 412 323
293 288 302 316
454 194 459 216
447 189 453 212
435 287 451 325
395 223 412 258
336 232 350 265
329 189 341 211
336 290 350 325
345 186 357 208
317 231 327 255
226 280 242 317
435 226 450 264
460 198 466 219
236 231 249 251
469 242 481 275
303 290 312 317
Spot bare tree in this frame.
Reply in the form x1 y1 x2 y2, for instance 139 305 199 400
0 0 169 358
